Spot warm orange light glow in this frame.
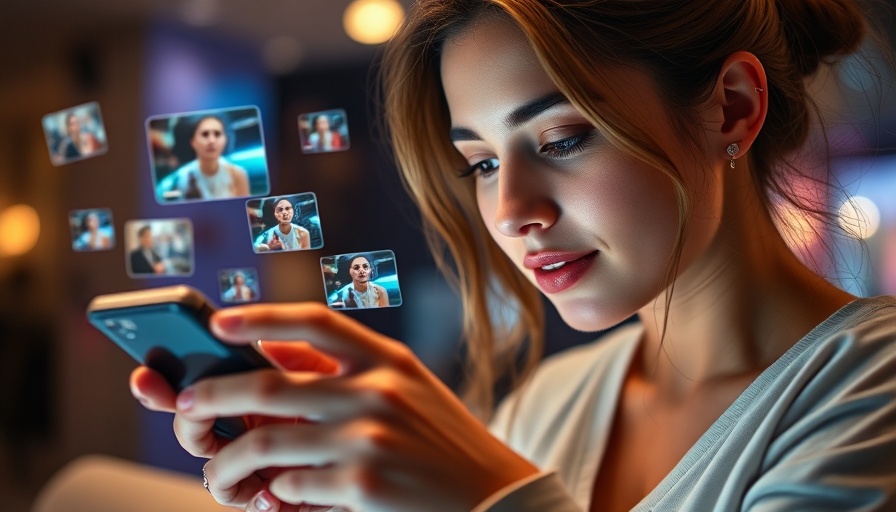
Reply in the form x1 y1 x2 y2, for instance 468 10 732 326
775 200 821 251
0 204 41 256
343 0 405 45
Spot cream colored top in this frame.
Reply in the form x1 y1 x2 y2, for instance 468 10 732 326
480 296 896 511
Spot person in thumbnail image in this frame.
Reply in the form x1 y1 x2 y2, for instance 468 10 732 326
59 112 101 160
221 271 256 303
128 225 164 275
307 114 345 152
72 211 114 251
168 116 250 200
253 197 311 252
336 254 389 308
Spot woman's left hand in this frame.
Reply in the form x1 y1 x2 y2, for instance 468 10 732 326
180 303 539 512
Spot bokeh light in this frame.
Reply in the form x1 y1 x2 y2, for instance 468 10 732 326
0 204 41 256
343 0 405 45
838 195 881 240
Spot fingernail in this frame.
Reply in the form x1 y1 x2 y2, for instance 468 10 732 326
137 396 150 407
176 388 194 411
216 312 244 331
254 491 272 511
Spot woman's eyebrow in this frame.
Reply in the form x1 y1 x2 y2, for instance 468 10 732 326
449 92 571 142
505 92 568 128
449 127 480 142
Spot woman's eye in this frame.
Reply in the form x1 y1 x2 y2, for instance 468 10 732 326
539 130 596 159
459 157 500 178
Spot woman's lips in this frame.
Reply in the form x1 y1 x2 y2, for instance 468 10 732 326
526 251 599 294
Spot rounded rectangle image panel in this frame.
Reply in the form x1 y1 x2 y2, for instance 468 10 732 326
320 250 402 309
42 101 109 166
246 192 324 253
146 105 270 204
124 218 194 278
69 208 115 251
218 267 260 303
297 108 350 154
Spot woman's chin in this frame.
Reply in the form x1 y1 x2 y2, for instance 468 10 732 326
552 298 634 333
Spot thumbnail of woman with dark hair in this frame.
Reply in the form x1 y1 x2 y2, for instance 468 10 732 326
221 271 256 303
167 115 250 201
59 112 102 160
307 113 345 153
253 197 311 252
72 210 114 251
337 254 389 308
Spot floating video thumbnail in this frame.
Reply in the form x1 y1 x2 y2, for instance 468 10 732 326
246 192 324 253
218 267 260 303
298 108 350 154
321 250 402 309
69 208 115 251
42 101 108 166
147 105 270 204
124 218 194 278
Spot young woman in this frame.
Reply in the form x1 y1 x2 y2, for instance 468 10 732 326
253 197 312 252
170 115 251 201
335 254 390 308
306 114 345 153
132 1 896 511
72 211 113 251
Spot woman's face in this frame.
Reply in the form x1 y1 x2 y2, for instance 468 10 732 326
234 274 245 286
314 116 330 133
86 213 99 230
274 199 294 224
67 115 81 139
191 117 227 160
349 257 372 284
441 18 720 331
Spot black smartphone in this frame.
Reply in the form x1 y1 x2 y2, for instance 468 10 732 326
87 285 273 439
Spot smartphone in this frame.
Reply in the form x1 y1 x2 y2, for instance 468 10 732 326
87 285 273 439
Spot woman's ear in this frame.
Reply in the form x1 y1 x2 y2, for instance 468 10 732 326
709 51 768 167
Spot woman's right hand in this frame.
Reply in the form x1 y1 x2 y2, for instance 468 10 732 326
130 341 344 511
267 236 284 251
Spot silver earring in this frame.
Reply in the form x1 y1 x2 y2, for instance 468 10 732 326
726 143 740 168
754 87 764 93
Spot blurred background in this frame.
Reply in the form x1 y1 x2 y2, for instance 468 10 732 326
0 0 894 509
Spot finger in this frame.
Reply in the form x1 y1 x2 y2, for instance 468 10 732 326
173 388 228 458
268 467 352 511
259 341 341 374
203 460 267 509
178 369 359 422
208 423 342 491
129 366 176 412
211 303 406 370
246 490 280 512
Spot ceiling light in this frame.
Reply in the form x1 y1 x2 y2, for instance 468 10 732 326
343 0 405 45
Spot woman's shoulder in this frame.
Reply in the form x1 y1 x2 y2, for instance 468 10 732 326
804 295 896 358
222 158 248 174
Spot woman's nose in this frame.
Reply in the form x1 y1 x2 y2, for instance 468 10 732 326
493 157 559 237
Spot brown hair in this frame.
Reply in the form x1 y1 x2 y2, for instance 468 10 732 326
381 0 874 418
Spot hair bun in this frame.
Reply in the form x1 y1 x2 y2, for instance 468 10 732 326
776 0 867 76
